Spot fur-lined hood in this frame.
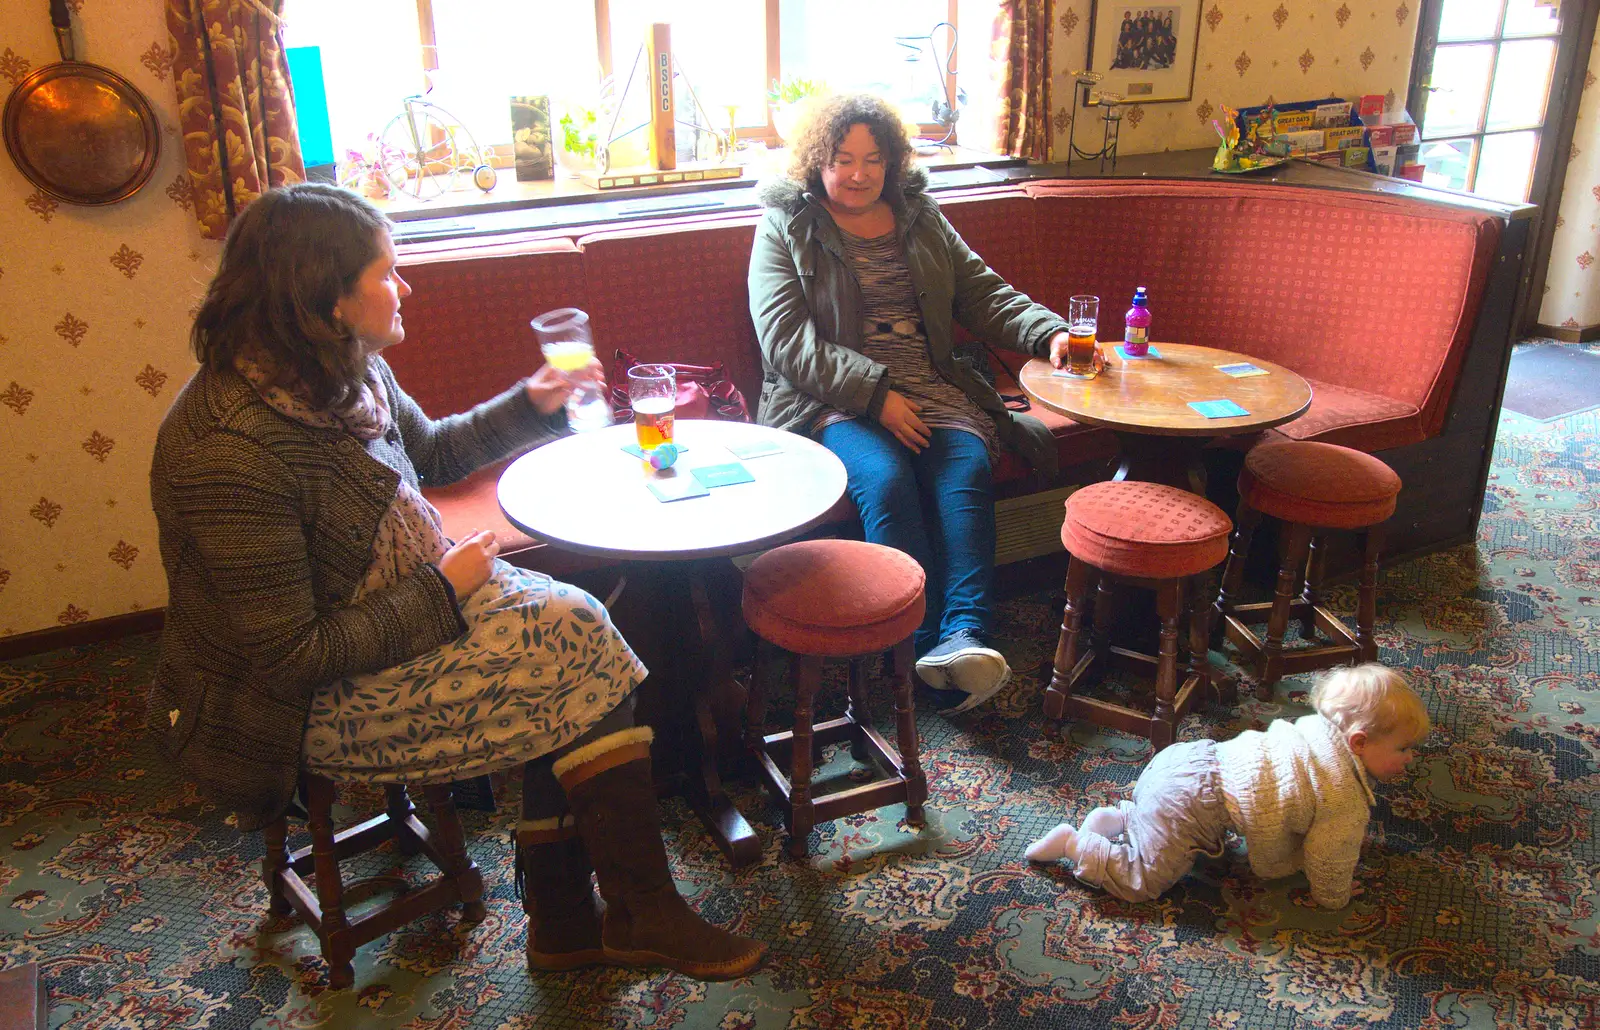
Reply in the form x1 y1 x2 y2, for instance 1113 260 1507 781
755 164 931 215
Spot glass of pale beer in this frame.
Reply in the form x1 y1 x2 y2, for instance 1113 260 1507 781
1066 295 1101 378
628 364 677 451
530 307 612 432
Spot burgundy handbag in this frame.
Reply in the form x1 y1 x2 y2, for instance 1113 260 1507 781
608 349 752 422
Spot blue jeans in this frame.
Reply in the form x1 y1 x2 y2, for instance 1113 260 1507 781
817 420 996 655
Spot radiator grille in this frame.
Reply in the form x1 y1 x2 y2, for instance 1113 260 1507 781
994 485 1079 565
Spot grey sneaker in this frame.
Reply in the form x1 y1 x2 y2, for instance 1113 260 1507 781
915 630 1011 714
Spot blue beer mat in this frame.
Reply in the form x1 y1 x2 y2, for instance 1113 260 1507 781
1189 399 1251 418
646 473 709 502
691 462 756 488
1116 345 1162 359
726 439 782 459
1051 368 1097 379
1215 362 1269 378
622 443 689 459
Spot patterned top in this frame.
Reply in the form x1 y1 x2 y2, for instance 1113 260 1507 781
813 226 998 454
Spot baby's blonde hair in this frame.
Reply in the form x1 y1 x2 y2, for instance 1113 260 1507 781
1311 663 1429 742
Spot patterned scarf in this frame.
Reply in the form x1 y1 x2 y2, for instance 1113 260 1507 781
234 350 392 441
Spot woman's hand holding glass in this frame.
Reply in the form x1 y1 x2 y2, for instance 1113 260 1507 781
525 359 605 417
439 528 499 599
878 389 931 453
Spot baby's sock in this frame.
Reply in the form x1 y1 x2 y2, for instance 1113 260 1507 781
1025 823 1080 863
1079 805 1126 839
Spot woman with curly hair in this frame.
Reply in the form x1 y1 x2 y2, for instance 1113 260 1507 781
748 93 1074 713
149 183 764 981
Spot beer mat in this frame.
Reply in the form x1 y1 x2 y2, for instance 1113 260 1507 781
726 439 782 459
1188 399 1250 418
622 443 688 459
1116 345 1162 360
691 462 755 488
1215 361 1269 378
646 473 710 502
1050 368 1097 379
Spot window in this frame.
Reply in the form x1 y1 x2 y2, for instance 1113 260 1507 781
282 0 978 170
1410 0 1560 203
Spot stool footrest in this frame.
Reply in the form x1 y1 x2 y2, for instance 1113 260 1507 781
1061 676 1203 737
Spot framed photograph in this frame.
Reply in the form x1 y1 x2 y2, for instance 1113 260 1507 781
1085 2 1202 105
510 95 554 182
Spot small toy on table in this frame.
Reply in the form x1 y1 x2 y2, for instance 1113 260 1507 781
649 442 680 470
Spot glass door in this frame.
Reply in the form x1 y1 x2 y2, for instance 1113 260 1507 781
1408 0 1561 203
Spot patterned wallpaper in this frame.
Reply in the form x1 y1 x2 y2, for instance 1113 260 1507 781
0 0 217 639
1050 0 1418 158
1537 28 1600 333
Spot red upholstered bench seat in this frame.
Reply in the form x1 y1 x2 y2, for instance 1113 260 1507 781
386 177 1499 575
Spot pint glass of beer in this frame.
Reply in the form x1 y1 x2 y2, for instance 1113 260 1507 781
1066 295 1100 379
628 364 676 451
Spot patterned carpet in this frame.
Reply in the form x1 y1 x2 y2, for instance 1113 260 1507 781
5 400 1600 1028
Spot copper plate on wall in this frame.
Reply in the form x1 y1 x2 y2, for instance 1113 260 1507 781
3 60 161 206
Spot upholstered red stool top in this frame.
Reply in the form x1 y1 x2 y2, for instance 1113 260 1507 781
1061 481 1232 579
1240 441 1401 529
742 540 927 657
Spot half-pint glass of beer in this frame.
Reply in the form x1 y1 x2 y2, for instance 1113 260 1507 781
1066 295 1100 379
628 364 676 451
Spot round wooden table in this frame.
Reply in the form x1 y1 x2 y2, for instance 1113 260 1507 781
1018 342 1312 492
498 420 848 867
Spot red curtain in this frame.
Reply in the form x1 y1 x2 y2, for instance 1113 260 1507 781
993 0 1055 162
168 0 304 239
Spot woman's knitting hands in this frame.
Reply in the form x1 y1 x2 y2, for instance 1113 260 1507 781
440 529 499 599
878 390 931 452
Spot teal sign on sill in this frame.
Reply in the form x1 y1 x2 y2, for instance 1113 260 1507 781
286 46 335 182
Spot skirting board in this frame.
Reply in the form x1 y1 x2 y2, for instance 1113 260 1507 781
0 610 164 662
1534 323 1600 343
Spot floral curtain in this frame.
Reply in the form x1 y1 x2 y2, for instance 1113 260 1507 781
992 0 1055 162
168 0 304 239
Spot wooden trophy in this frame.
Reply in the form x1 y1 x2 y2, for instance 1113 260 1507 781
647 22 676 171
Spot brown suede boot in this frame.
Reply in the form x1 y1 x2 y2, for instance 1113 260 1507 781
515 815 610 971
553 727 767 981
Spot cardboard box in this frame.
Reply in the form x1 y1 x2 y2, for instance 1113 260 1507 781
1358 94 1386 118
1396 142 1421 167
1313 101 1352 128
1273 110 1315 133
1342 146 1371 168
1365 125 1395 148
1324 126 1365 150
1279 129 1325 154
1369 144 1398 176
1390 122 1418 145
1398 162 1426 182
1311 150 1344 165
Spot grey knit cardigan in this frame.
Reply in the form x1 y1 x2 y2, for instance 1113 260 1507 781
148 356 562 831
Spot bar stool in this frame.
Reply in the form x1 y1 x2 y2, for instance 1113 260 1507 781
1044 480 1234 750
261 775 485 989
741 539 929 859
1213 440 1401 699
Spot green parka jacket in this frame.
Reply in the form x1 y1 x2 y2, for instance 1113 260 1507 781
747 166 1069 476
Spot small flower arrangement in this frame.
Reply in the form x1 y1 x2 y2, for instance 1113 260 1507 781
1211 104 1290 173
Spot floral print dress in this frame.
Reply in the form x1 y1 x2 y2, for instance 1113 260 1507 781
240 358 646 784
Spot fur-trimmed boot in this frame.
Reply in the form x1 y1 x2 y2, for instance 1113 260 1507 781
514 815 610 971
553 727 767 981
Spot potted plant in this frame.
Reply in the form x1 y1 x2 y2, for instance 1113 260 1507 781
557 105 603 173
768 76 829 146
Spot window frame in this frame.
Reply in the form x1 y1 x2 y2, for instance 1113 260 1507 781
408 0 963 149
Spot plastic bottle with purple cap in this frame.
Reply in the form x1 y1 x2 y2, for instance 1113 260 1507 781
1123 286 1152 357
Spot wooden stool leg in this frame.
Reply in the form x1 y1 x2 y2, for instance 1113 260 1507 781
1188 571 1231 707
891 638 927 825
385 784 420 857
1259 523 1314 698
1357 524 1384 663
1044 557 1095 720
305 776 355 990
1151 579 1182 752
421 785 486 923
1091 571 1116 658
846 656 874 766
1297 534 1327 641
261 816 292 916
787 655 822 859
1214 500 1262 644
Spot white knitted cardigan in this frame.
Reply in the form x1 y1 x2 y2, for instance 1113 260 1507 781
1215 713 1376 909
